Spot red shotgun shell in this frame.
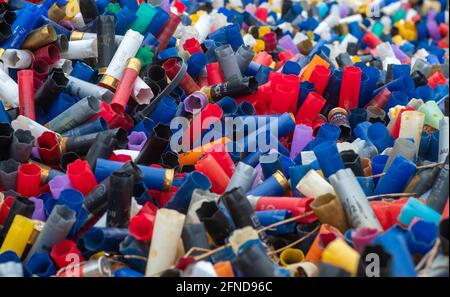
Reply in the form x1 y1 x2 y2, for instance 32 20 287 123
339 66 362 111
37 131 62 166
295 91 326 125
66 159 97 195
17 163 41 197
18 70 36 120
50 240 84 268
195 154 230 194
309 65 331 95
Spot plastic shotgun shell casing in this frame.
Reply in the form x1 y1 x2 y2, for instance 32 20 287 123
135 123 172 165
50 239 84 269
374 155 416 194
195 154 229 194
313 140 345 178
25 252 57 277
30 58 49 81
329 168 382 230
34 68 69 110
83 161 142 219
183 91 208 113
247 170 291 197
366 106 386 123
295 91 326 126
0 196 35 243
110 58 142 113
17 70 35 120
228 226 260 254
340 150 365 177
61 39 97 60
0 195 13 226
226 162 258 193
26 205 76 260
141 64 168 91
221 187 265 234
0 49 33 69
206 62 225 86
405 165 441 197
106 170 134 228
16 163 41 197
36 131 61 166
196 201 234 246
165 171 211 214
181 223 210 257
96 15 117 74
162 57 200 95
426 156 449 214
322 238 359 276
0 214 35 258
1 6 41 49
67 76 114 103
231 242 277 277
328 107 351 141
279 248 305 267
297 169 336 199
85 132 118 170
309 65 330 95
310 194 350 233
49 175 72 200
98 154 171 188
129 2 158 34
62 117 109 138
10 129 34 163
0 66 19 108
21 24 57 51
60 128 127 155
0 123 13 160
66 159 97 195
156 12 181 51
79 0 99 24
438 117 449 163
215 44 242 82
367 122 394 153
45 96 101 133
247 195 317 223
202 77 258 102
99 29 143 90
384 138 416 172
53 37 69 54
339 66 362 111
398 111 425 155
47 2 66 23
185 188 218 225
235 45 255 73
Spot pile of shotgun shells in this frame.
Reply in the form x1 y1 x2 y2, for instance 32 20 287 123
0 0 448 277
